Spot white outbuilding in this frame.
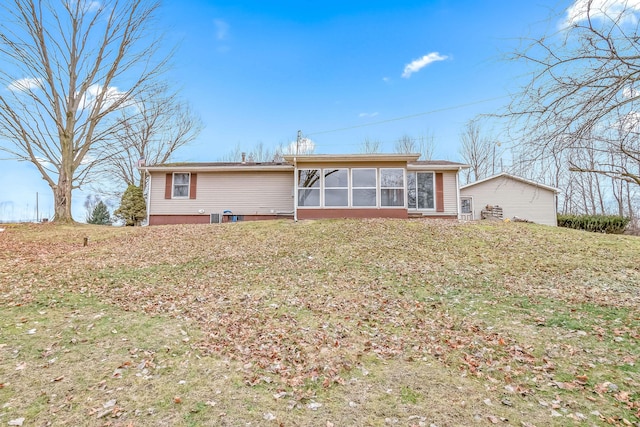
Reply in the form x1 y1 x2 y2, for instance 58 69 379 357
459 173 560 226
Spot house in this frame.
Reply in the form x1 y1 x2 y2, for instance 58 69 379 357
459 172 560 226
141 154 469 225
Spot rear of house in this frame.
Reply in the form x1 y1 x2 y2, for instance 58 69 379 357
142 154 469 225
460 173 559 226
144 162 294 225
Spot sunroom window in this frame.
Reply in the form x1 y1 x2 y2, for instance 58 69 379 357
297 169 321 207
324 169 348 206
380 168 404 207
407 172 434 209
352 168 377 207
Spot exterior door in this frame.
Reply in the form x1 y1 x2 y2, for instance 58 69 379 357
460 197 473 221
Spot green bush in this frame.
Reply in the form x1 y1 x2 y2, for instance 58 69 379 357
557 214 630 234
114 185 146 226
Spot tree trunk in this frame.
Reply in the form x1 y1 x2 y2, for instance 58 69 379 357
53 170 74 223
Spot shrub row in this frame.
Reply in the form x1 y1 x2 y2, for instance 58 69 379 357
557 214 630 234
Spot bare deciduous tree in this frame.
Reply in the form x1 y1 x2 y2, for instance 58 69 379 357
359 137 381 154
0 0 168 223
393 132 436 160
509 0 640 188
100 85 202 189
458 119 494 184
220 142 277 163
394 134 416 154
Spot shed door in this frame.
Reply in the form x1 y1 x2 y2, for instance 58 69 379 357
460 197 473 221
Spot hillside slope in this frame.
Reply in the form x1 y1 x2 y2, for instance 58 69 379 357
1 219 639 426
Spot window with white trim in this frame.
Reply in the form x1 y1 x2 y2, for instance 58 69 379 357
407 172 434 209
461 197 472 214
173 173 190 198
352 168 377 207
298 169 321 207
380 168 404 207
324 169 348 206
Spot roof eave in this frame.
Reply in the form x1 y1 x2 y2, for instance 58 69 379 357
283 153 421 163
407 163 470 171
141 165 294 173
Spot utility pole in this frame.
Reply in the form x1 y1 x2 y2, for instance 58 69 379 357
296 130 302 155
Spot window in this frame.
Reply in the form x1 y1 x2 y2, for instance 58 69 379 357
352 169 377 207
324 169 348 206
380 168 404 207
173 173 190 198
461 198 472 214
298 169 321 207
407 172 434 209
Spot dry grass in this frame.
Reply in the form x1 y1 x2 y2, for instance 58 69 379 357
0 219 639 426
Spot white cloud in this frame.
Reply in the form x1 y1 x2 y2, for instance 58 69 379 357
7 77 42 92
84 1 101 12
35 157 52 168
623 86 639 99
562 0 640 28
214 19 229 40
359 112 379 118
79 84 130 111
401 52 448 78
285 137 315 155
617 110 640 133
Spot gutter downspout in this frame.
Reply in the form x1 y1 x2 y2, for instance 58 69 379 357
145 168 151 226
293 157 298 222
456 167 462 220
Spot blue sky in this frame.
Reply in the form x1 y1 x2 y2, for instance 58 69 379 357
1 0 577 221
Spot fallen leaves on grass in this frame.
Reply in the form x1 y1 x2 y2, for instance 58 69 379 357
2 220 639 424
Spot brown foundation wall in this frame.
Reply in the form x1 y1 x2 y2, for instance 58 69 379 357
410 214 458 220
221 214 293 223
296 208 408 220
149 214 292 225
149 215 210 225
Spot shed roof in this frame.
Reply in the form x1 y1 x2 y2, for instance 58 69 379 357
460 172 560 193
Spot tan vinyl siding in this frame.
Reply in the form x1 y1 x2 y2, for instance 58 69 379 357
460 176 557 226
442 171 458 215
149 171 293 215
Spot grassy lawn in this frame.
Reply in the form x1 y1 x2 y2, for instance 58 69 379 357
1 219 639 426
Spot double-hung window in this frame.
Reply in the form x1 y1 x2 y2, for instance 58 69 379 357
324 169 348 206
407 172 434 209
380 168 405 207
352 169 377 207
173 173 190 198
297 169 321 207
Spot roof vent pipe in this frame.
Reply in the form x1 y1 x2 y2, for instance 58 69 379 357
241 152 246 164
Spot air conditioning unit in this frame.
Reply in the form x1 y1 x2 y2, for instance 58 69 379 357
210 213 222 224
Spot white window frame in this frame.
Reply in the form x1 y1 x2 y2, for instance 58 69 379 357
297 168 321 207
380 168 405 207
461 196 473 214
172 172 190 198
323 168 349 207
407 171 435 210
351 168 377 207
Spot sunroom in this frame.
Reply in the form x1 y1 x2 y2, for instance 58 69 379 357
284 154 465 220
